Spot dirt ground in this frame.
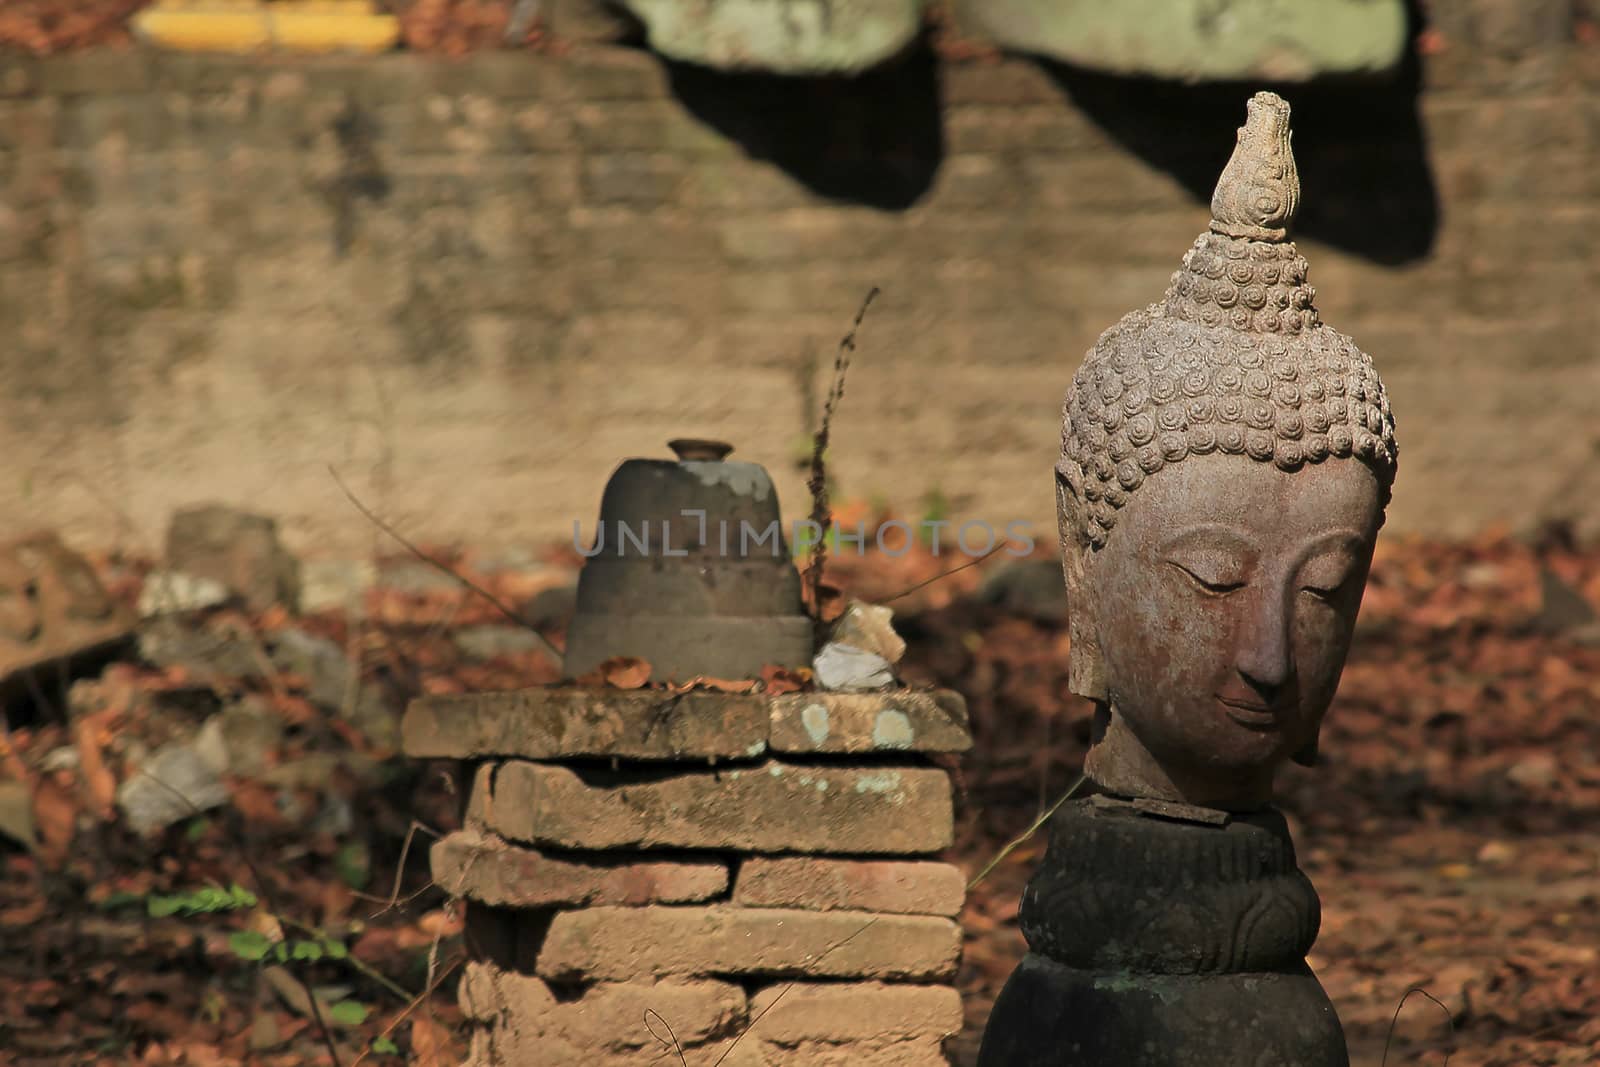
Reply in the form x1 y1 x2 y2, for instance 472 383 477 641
1 525 1597 1065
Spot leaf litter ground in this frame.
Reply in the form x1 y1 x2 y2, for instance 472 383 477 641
0 529 1596 1066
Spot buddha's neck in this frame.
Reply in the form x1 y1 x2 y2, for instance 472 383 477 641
1085 706 1277 813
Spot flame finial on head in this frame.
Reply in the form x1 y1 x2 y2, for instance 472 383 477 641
1210 91 1300 242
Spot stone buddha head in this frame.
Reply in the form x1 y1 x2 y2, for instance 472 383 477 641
1056 92 1397 812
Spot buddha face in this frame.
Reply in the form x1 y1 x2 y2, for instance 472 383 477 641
1068 452 1382 809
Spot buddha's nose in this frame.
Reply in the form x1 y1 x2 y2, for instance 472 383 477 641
1235 598 1292 704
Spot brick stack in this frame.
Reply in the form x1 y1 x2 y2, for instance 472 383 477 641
402 687 973 1066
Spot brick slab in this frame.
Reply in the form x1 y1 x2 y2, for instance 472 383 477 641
769 690 972 754
735 857 966 917
475 760 953 854
402 688 768 760
534 905 962 982
432 829 728 907
747 981 963 1043
460 961 744 1062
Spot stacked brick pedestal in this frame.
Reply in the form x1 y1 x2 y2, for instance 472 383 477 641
402 687 973 1066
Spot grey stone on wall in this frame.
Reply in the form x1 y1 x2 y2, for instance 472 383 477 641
955 0 1408 81
622 0 926 73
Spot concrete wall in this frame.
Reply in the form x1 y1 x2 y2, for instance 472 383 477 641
0 40 1597 558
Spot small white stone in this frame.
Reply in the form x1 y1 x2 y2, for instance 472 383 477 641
138 571 230 617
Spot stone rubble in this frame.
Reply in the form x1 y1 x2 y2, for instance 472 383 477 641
404 683 972 1064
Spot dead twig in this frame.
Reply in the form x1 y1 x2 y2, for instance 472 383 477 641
1382 987 1455 1067
805 288 879 648
883 542 1010 604
327 465 562 663
966 773 1086 893
645 1008 688 1067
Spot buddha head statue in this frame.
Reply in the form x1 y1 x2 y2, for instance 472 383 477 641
1056 92 1397 812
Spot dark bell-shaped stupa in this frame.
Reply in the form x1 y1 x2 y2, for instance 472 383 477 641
563 439 814 682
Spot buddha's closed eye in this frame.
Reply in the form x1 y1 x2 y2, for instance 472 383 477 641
1167 552 1248 595
1299 553 1356 602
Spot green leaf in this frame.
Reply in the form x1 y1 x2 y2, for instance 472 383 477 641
322 938 349 961
327 1000 370 1026
147 895 186 918
228 885 258 909
272 941 291 963
97 891 145 911
334 842 371 892
185 817 211 842
291 940 324 961
372 1036 399 1055
227 930 273 961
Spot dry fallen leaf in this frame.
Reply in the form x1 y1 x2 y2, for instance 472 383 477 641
32 770 79 867
668 676 759 694
577 656 652 690
75 714 118 820
760 664 812 695
410 1015 452 1067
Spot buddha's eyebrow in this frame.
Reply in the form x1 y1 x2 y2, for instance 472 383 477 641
1158 523 1259 556
1295 531 1367 558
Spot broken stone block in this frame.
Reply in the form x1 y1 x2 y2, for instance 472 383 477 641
534 905 962 982
297 558 377 615
0 531 133 694
769 690 972 755
734 857 966 917
403 688 769 761
165 505 300 612
269 628 396 749
136 619 266 684
137 571 230 617
451 624 548 661
117 739 230 835
460 963 745 1064
473 760 953 854
432 829 729 907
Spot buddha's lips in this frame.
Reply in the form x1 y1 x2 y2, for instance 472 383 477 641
1216 695 1280 728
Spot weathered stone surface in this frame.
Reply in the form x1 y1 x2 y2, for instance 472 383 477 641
735 857 966 917
432 829 728 906
769 690 972 755
622 0 923 74
4 49 1582 562
747 980 963 1043
534 905 962 981
957 0 1407 81
403 688 768 760
117 739 229 836
473 760 954 854
165 505 300 612
460 962 745 1063
0 532 133 689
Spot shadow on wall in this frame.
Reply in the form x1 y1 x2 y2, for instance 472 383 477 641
656 8 1437 266
664 43 945 211
1040 43 1439 265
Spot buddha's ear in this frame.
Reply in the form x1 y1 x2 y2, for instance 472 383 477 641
1290 731 1319 767
1057 459 1107 702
